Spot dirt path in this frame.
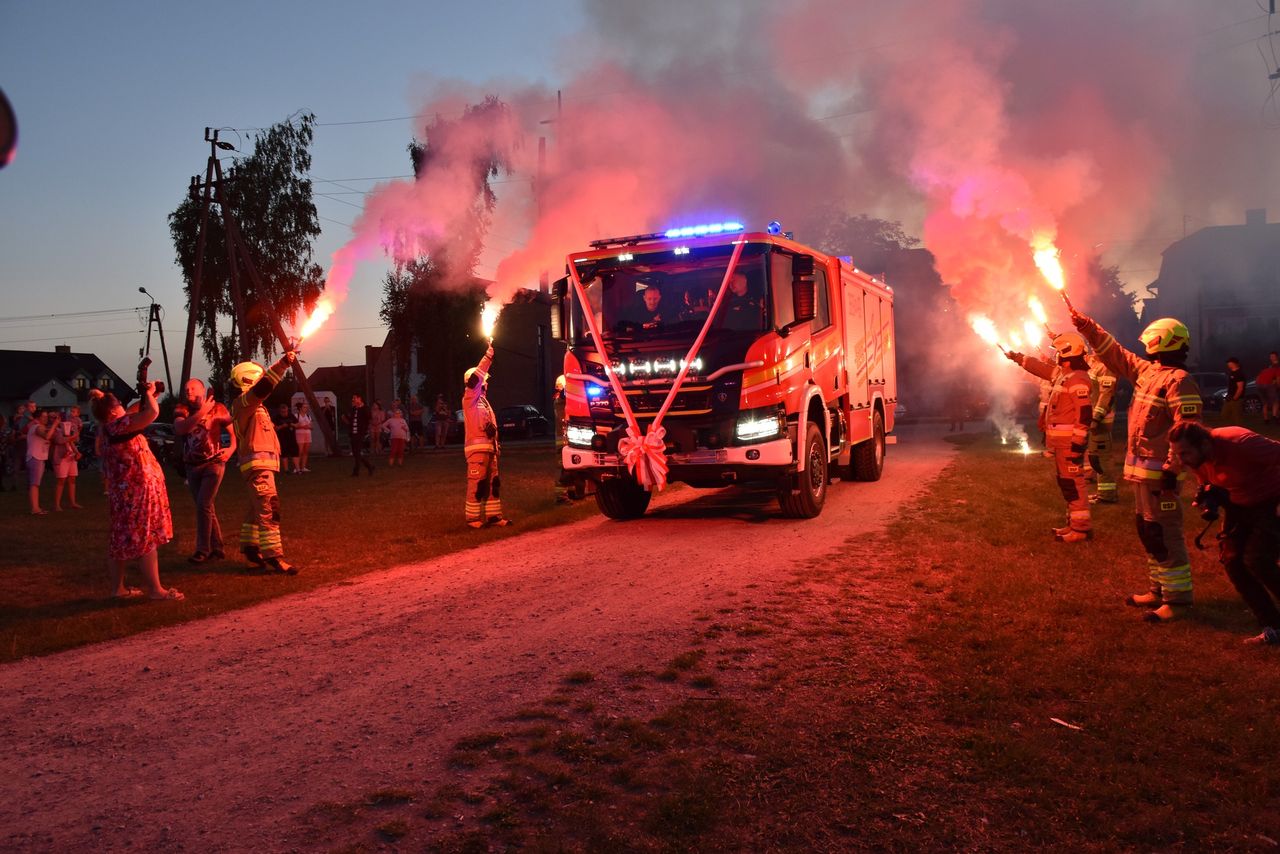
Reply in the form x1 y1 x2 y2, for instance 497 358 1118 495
0 426 955 851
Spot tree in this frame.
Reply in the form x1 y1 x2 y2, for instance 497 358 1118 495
380 260 487 403
1087 258 1142 350
168 114 324 387
380 97 510 401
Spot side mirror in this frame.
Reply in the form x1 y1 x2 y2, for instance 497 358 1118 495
549 277 568 341
792 256 815 323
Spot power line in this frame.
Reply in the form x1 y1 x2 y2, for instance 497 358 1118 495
0 307 147 324
0 329 144 346
317 214 352 229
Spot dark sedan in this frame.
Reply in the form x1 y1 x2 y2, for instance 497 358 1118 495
498 405 550 439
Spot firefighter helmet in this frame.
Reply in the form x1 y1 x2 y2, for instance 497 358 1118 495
1052 331 1087 359
230 361 265 390
1139 318 1191 354
554 374 566 392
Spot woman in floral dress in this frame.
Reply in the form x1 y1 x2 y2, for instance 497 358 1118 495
89 385 182 601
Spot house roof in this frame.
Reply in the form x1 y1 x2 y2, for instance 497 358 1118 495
0 349 133 403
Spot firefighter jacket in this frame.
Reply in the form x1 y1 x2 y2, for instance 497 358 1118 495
463 351 498 455
1088 361 1118 427
1018 356 1093 453
231 364 283 473
1078 320 1202 480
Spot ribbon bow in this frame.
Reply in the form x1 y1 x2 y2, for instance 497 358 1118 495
617 424 668 489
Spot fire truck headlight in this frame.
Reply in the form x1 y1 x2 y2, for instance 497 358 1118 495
735 412 782 443
567 425 595 448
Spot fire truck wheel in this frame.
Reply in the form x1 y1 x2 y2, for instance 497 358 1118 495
778 421 827 518
851 409 886 482
596 476 652 520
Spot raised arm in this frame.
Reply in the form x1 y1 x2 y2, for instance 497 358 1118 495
1071 310 1144 384
1003 351 1057 382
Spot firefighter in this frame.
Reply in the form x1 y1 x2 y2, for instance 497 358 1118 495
229 350 298 574
463 345 511 528
1072 312 1202 621
1086 353 1119 504
1005 332 1095 542
553 374 574 505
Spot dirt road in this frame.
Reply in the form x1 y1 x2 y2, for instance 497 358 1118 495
0 426 955 851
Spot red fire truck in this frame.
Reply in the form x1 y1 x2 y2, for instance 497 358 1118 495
550 221 896 519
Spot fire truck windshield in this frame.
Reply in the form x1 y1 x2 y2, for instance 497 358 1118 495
571 243 769 343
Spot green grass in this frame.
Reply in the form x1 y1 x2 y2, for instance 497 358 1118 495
0 442 598 661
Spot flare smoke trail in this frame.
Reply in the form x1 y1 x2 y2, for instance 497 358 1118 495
313 0 1275 366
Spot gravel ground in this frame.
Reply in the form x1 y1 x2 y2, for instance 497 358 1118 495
0 425 955 852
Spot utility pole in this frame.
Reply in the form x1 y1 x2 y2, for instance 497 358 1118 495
179 128 231 387
139 287 174 394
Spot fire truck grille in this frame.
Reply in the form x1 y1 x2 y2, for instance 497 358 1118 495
617 384 713 417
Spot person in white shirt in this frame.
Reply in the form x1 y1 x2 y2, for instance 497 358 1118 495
383 408 410 466
26 408 59 515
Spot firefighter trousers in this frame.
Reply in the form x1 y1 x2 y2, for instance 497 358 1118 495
1131 479 1192 604
465 450 504 525
1087 422 1117 502
240 469 283 558
1048 433 1091 533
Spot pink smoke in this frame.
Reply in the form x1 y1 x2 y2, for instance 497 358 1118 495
313 0 1272 352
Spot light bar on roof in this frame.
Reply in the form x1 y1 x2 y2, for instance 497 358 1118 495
663 221 745 239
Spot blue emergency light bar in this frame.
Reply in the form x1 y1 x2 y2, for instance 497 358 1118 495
663 221 745 239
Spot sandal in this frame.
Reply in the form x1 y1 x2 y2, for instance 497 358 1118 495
112 587 144 600
149 588 185 601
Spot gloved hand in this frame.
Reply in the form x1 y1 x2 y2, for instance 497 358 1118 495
1160 467 1179 494
1070 309 1093 334
1070 442 1087 457
1004 350 1024 365
1067 455 1084 468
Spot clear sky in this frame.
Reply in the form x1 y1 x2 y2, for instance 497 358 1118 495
0 0 581 382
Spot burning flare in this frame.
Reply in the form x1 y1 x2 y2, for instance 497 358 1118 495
1023 319 1042 347
480 301 500 340
1028 294 1048 325
298 297 335 343
969 314 1001 347
1032 237 1066 292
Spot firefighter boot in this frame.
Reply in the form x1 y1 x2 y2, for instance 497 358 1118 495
1058 529 1093 543
1125 591 1161 608
1143 603 1188 623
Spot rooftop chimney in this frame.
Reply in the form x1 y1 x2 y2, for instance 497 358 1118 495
1245 208 1267 227
54 344 71 354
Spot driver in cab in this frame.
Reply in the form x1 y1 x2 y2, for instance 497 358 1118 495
622 283 666 331
720 273 762 331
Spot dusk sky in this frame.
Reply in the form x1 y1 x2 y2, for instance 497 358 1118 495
2 0 1277 384
0 0 582 381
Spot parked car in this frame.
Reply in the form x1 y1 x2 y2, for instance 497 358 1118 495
144 422 178 469
1206 381 1263 415
498 404 550 439
1188 372 1228 398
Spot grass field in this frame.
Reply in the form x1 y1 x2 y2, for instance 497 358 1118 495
300 416 1280 851
0 442 596 661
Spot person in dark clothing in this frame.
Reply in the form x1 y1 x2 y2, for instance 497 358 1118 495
1171 421 1280 645
320 400 339 457
345 394 375 476
1222 357 1246 426
720 273 763 331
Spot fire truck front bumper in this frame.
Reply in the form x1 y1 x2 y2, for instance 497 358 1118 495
561 437 794 483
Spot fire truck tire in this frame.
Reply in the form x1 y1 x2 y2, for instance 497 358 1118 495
851 409 886 482
778 421 827 518
596 477 651 520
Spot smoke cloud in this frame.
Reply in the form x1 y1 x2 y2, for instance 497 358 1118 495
317 0 1275 373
